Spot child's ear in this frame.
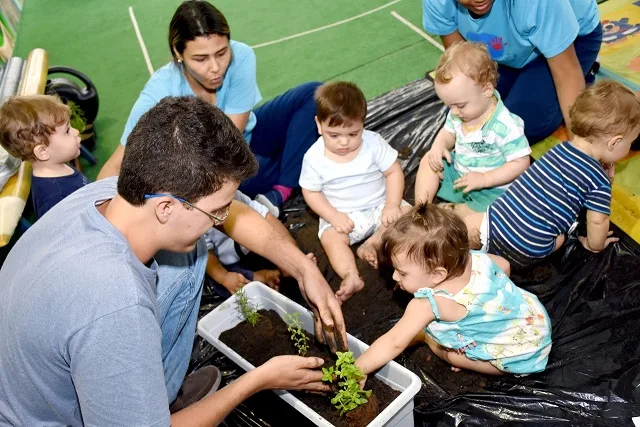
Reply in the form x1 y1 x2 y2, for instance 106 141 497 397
607 135 623 152
431 267 448 285
32 144 50 162
314 116 323 135
482 82 494 98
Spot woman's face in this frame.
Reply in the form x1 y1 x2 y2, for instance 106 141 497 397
457 0 494 16
178 34 231 91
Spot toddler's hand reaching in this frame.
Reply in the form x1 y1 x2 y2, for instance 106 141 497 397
222 272 250 294
381 205 402 227
427 145 451 172
453 172 487 193
330 212 355 235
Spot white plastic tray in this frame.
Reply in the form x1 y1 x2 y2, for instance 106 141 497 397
197 281 422 426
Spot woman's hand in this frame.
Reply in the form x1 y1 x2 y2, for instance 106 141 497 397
254 355 330 392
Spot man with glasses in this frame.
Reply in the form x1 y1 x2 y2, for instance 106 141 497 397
0 97 346 426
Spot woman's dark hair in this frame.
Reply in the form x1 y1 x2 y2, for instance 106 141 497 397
118 96 258 206
169 1 230 60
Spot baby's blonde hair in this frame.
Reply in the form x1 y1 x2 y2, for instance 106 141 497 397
434 41 498 88
570 80 640 144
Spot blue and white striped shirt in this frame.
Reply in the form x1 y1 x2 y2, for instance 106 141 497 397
487 142 611 263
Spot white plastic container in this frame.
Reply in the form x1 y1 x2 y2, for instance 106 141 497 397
197 281 422 427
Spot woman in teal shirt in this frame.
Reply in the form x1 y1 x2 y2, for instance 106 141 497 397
423 0 602 143
99 1 321 215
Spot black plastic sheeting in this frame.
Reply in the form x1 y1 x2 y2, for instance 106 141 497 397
191 78 640 426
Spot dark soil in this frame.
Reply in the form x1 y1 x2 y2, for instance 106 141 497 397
220 309 400 427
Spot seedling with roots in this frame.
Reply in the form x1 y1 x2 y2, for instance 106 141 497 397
285 312 310 356
235 288 261 326
322 351 372 415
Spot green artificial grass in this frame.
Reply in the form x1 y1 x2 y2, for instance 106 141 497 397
14 0 441 180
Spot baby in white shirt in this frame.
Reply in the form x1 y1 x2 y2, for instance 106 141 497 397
300 82 410 303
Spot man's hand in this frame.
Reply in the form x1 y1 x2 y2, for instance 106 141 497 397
221 272 250 294
427 144 452 172
254 355 330 392
453 172 487 193
330 212 355 235
297 260 347 353
381 205 402 227
579 230 619 253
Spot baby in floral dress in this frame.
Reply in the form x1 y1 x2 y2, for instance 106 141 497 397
356 203 551 377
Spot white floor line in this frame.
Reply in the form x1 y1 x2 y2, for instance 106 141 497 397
390 10 444 52
251 0 403 49
129 6 155 76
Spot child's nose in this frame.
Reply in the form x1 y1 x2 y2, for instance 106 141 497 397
392 270 400 281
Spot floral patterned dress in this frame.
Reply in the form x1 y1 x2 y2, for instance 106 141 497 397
415 251 552 374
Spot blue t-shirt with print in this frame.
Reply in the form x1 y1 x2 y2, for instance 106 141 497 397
121 40 262 145
422 0 600 68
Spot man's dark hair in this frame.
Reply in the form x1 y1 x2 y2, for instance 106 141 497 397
118 96 258 205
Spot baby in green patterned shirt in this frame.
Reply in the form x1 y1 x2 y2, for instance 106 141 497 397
415 41 531 213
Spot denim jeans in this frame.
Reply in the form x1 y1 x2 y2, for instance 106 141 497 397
154 237 208 402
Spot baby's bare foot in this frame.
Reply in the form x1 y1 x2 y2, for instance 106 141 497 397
357 243 378 269
335 272 364 304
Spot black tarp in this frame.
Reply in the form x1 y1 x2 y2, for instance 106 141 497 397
191 78 640 426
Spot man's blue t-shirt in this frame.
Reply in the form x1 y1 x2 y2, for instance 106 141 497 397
0 178 170 426
31 167 89 219
121 40 262 145
422 0 600 68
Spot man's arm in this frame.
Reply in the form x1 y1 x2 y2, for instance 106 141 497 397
171 356 328 427
222 200 347 350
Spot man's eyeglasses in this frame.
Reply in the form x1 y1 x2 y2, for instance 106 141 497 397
144 193 231 225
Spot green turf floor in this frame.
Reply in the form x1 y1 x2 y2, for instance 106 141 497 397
14 0 442 179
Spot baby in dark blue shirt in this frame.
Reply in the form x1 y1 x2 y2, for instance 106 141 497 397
0 95 88 219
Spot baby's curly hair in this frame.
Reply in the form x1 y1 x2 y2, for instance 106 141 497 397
380 203 469 279
0 95 70 162
434 41 498 88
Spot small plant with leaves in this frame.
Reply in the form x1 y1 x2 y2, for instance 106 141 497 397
321 351 372 415
285 312 310 356
234 288 261 326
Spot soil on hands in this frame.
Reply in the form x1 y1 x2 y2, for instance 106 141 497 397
220 309 400 427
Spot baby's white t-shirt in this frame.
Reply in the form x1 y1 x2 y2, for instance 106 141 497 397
299 130 398 212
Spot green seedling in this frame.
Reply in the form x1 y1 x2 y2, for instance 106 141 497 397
321 351 372 415
285 312 310 356
235 288 261 326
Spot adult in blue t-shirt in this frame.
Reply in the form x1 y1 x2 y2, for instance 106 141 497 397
422 0 602 143
99 1 321 216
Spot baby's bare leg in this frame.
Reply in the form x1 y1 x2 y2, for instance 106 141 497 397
321 229 364 303
357 205 413 269
415 161 442 205
423 334 502 375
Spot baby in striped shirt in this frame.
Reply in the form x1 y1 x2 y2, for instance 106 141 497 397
464 80 640 267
